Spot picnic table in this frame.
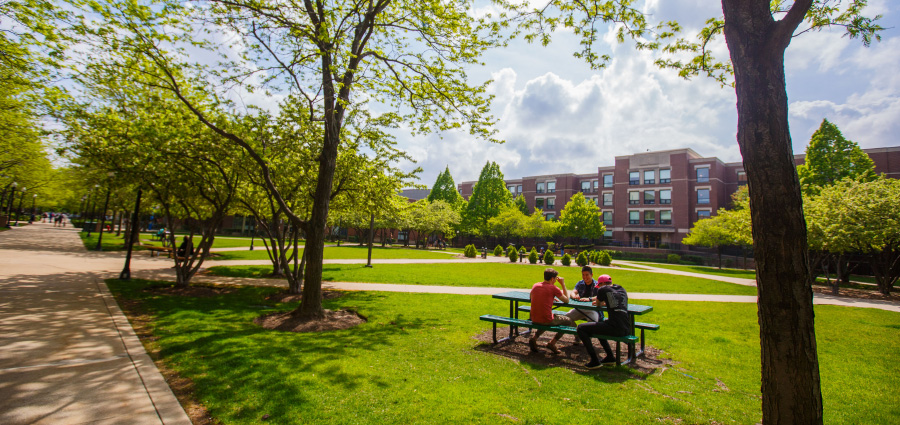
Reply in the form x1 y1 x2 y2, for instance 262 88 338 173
482 290 658 365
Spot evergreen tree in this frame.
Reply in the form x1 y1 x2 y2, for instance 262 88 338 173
464 161 512 236
797 119 876 195
427 166 464 208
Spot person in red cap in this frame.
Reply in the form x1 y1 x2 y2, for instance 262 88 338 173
576 274 630 369
528 268 572 354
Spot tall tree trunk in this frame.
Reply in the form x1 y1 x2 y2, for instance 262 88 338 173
723 1 823 423
366 213 375 267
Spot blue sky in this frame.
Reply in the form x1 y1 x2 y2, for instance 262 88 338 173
398 0 900 187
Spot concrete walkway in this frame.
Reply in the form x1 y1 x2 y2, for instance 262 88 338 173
0 223 191 425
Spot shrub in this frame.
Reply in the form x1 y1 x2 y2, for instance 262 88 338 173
494 245 503 256
546 241 556 252
575 251 589 267
667 254 681 264
591 251 600 264
508 248 518 263
561 253 572 266
528 248 539 264
464 244 477 258
683 255 704 265
543 250 555 265
597 250 612 266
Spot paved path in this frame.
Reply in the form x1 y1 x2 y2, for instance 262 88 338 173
0 223 191 425
614 260 758 286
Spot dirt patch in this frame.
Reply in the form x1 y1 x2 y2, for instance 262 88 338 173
811 284 896 301
254 309 366 333
116 298 220 425
143 284 237 297
473 327 674 375
264 289 344 304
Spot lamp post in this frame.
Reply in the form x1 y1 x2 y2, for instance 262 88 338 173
86 184 99 237
4 182 16 228
120 188 142 280
13 187 26 226
95 172 115 251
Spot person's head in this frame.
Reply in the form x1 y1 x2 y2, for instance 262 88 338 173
597 274 612 286
543 268 558 282
581 266 593 283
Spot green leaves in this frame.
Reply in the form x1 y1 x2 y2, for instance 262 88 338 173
557 192 604 240
464 161 512 236
797 119 876 195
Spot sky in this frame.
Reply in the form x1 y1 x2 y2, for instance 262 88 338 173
395 0 900 188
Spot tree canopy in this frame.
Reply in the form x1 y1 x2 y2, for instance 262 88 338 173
464 161 512 237
798 119 876 195
427 166 464 209
557 192 605 241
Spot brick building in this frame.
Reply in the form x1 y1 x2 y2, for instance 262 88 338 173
459 145 900 246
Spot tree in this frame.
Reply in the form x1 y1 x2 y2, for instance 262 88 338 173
506 1 884 420
557 192 605 242
84 0 502 320
464 161 512 238
427 166 464 209
513 195 528 215
409 200 461 249
807 178 900 296
798 119 876 195
683 213 733 269
486 205 527 245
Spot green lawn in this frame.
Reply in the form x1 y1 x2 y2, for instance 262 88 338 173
631 262 757 280
206 263 759 295
78 231 150 251
212 245 460 261
107 279 900 425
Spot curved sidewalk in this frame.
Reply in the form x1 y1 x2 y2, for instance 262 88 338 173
0 223 190 425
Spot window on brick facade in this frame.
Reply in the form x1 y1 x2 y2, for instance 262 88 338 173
698 210 711 220
660 210 672 225
660 189 671 204
602 193 613 206
603 174 613 187
535 198 544 208
537 182 545 193
547 181 556 193
629 171 640 185
644 190 656 204
644 210 656 225
660 169 671 183
644 170 655 184
697 189 710 204
629 211 640 224
602 211 613 226
546 198 555 210
629 191 640 204
696 167 709 183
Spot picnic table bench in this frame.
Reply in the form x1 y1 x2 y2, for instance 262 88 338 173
146 246 173 257
481 290 659 366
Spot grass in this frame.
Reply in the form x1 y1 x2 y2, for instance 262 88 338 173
212 245 460 261
205 263 759 295
78 230 149 251
630 262 757 280
107 279 900 425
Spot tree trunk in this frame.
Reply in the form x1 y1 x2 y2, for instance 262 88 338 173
723 1 823 423
366 213 375 267
833 253 844 295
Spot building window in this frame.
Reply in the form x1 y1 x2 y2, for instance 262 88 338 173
604 230 613 238
535 198 544 208
696 167 709 183
517 184 523 193
629 191 640 205
546 199 555 210
602 211 613 226
660 210 672 225
507 185 516 195
581 181 591 192
629 211 640 224
629 171 640 185
545 213 555 221
660 169 671 184
698 210 711 220
644 210 656 225
737 171 747 186
603 174 614 187
536 182 545 194
697 189 710 204
660 189 671 204
547 181 556 193
593 180 599 189
644 170 655 185
602 193 613 206
644 190 656 204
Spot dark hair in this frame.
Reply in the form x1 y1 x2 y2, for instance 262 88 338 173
543 268 558 281
581 266 593 274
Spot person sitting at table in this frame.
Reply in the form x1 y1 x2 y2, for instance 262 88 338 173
576 274 630 369
176 235 194 258
156 227 166 241
529 268 572 355
565 266 603 325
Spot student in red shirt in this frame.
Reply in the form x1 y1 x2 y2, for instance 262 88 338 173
529 268 573 354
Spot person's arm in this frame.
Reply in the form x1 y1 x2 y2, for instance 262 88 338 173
556 277 570 303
